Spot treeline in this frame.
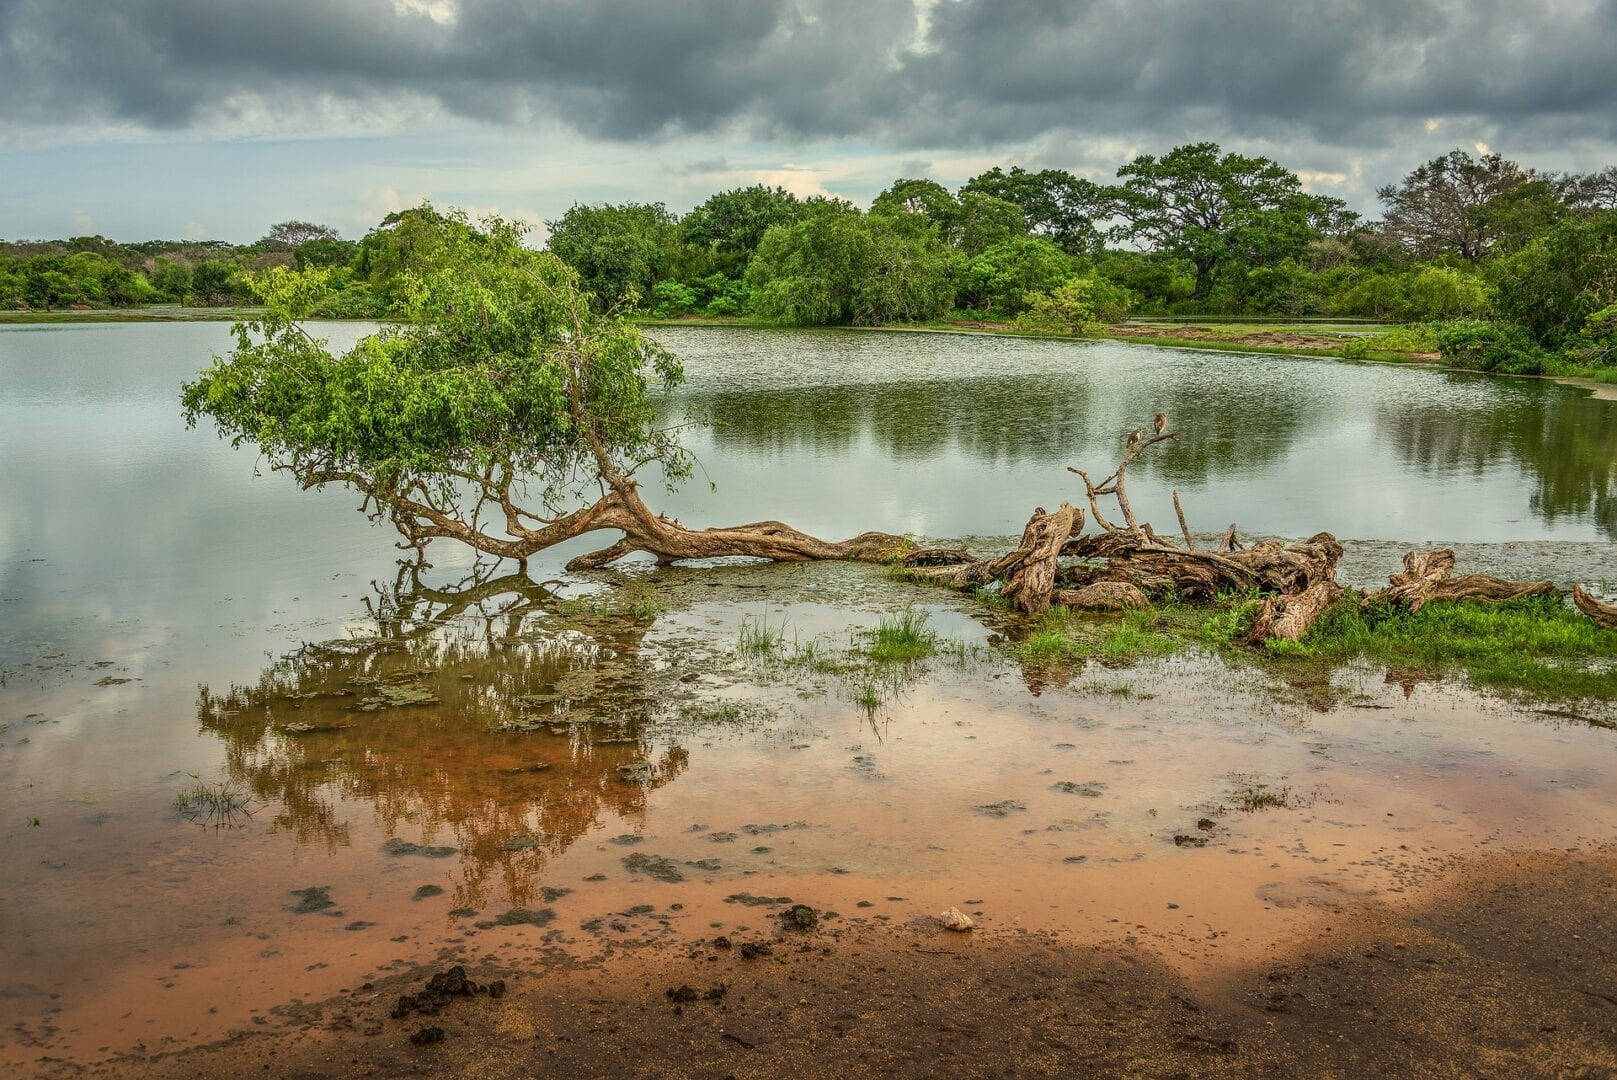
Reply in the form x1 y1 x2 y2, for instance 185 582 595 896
4 144 1615 372
0 221 359 311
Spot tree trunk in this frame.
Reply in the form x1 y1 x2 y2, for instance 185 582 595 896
1574 586 1617 630
1053 581 1151 611
1246 580 1345 644
1369 548 1557 611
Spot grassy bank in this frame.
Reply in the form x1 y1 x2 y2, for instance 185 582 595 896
1005 592 1617 711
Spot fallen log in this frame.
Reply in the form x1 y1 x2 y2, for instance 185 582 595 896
1245 580 1345 644
1368 548 1557 612
1053 581 1151 611
1574 586 1617 630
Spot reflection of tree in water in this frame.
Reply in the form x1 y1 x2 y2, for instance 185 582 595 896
1378 380 1617 539
196 565 688 910
680 375 1314 482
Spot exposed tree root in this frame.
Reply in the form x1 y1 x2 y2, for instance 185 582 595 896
1246 581 1346 643
1574 586 1617 630
900 416 1594 645
1367 548 1557 612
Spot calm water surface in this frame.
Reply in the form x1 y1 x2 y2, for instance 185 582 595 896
1 322 1614 1069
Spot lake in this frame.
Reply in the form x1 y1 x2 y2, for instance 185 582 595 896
2 322 1615 1070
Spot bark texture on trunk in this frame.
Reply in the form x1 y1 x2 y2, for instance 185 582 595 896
1245 581 1346 644
1573 586 1617 630
1368 548 1556 611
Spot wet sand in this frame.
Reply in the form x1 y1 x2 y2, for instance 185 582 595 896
32 845 1617 1079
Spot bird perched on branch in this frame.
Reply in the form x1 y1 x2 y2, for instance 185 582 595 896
1153 412 1167 436
1126 428 1142 447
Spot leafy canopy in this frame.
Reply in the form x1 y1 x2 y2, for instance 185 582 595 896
182 208 690 517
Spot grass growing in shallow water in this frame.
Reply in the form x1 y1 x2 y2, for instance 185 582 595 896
867 608 937 663
1008 592 1617 707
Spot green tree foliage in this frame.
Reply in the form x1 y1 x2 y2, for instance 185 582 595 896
961 166 1106 254
1110 142 1357 298
1376 150 1533 261
678 185 802 276
545 202 681 312
952 193 1028 255
355 205 475 302
1491 210 1617 349
957 236 1080 315
182 210 692 561
746 202 957 325
261 221 342 249
1015 277 1133 335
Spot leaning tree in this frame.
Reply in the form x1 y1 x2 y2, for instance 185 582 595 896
183 211 908 571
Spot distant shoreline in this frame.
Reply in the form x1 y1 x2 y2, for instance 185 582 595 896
7 305 1612 395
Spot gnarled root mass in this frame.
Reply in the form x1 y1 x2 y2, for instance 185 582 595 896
902 417 1600 645
1574 586 1617 630
1366 548 1557 611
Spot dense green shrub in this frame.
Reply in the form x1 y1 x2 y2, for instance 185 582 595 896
746 203 957 326
1015 276 1133 335
1435 319 1550 374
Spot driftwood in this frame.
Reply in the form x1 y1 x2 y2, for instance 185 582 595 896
1574 586 1617 630
1246 581 1346 643
1053 581 1151 611
1368 549 1557 611
901 418 1348 638
902 414 1602 645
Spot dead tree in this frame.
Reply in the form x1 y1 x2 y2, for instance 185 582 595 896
902 417 1598 643
1572 586 1617 630
1364 549 1557 611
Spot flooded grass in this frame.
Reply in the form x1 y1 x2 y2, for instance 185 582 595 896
866 608 937 663
173 773 253 828
1001 592 1617 708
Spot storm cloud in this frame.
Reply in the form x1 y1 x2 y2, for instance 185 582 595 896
3 0 1616 239
4 0 1616 148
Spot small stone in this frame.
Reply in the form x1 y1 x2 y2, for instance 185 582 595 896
939 907 975 931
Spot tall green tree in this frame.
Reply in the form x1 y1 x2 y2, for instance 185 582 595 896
1109 142 1356 297
1491 210 1617 348
746 202 957 326
961 166 1105 254
678 185 802 275
545 202 681 311
1376 150 1533 261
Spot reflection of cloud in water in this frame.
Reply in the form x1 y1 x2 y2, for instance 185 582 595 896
195 567 686 910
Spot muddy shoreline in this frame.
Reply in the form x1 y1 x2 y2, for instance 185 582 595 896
33 845 1616 1079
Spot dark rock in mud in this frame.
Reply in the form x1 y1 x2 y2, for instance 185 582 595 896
345 920 376 931
685 857 722 872
741 822 804 835
393 964 502 1023
608 833 643 846
494 907 556 928
738 941 774 959
583 873 608 882
726 892 792 907
540 886 573 903
412 885 445 901
622 853 684 883
975 800 1027 817
780 904 819 931
666 985 700 1004
1052 781 1107 797
448 907 477 919
383 837 457 858
289 886 337 914
1063 855 1089 864
1173 834 1211 848
410 1026 445 1045
712 936 733 949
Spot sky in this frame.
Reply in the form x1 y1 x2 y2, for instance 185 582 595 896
3 0 1616 244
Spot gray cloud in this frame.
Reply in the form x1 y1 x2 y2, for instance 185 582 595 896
2 0 1615 174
